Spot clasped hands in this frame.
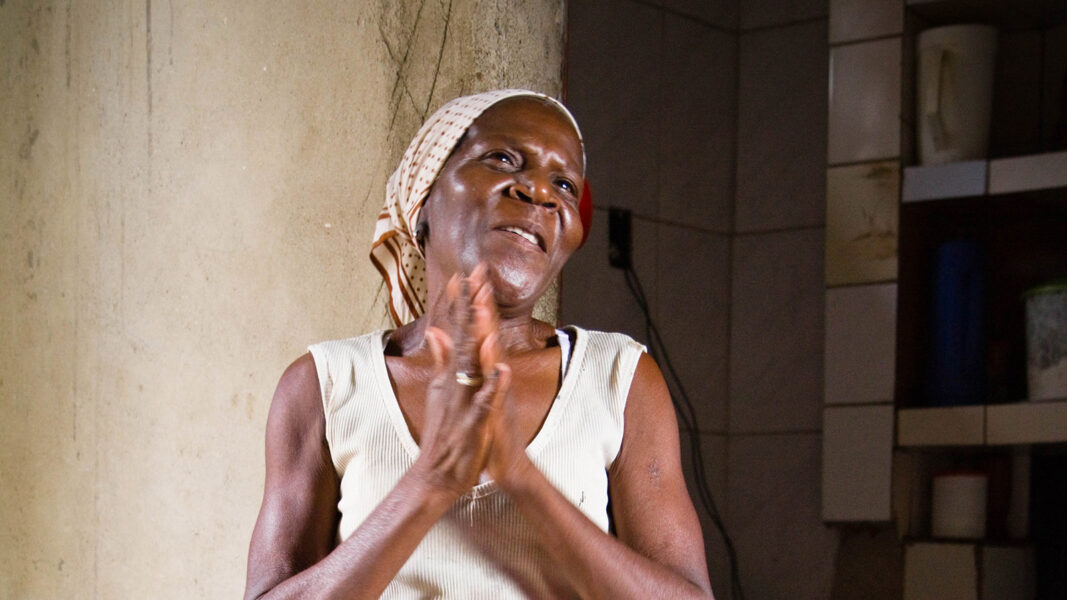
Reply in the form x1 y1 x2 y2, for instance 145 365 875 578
415 265 531 499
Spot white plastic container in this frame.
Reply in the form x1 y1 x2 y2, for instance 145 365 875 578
1024 280 1067 401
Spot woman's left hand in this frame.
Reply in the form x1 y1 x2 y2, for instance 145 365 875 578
463 267 533 490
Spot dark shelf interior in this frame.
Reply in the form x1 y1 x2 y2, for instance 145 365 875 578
907 0 1067 31
896 189 1067 409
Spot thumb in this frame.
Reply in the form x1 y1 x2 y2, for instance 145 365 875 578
425 326 454 378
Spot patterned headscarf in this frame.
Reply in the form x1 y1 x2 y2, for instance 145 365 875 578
370 89 589 326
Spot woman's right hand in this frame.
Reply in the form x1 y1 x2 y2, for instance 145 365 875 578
412 268 509 498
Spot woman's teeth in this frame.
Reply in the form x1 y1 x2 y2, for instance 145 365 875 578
502 226 539 246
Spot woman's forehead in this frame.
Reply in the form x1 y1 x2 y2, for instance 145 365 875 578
465 97 584 170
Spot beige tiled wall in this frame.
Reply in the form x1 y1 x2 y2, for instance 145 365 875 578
728 433 839 599
821 0 903 529
830 0 903 43
730 229 825 432
736 20 829 232
825 161 900 285
659 18 737 232
822 404 895 521
565 1 838 597
824 284 898 404
828 38 902 164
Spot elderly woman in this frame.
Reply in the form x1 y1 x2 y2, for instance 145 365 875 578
244 90 713 599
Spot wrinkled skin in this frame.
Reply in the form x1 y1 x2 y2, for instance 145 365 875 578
418 96 586 316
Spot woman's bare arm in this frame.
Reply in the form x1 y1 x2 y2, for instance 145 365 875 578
492 353 714 599
245 277 507 600
243 353 342 599
244 352 454 600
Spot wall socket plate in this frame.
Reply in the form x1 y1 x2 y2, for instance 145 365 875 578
608 207 632 270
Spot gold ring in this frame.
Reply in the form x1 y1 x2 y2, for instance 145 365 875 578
455 371 484 387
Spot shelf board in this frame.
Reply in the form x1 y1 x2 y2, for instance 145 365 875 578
989 151 1067 195
902 151 1067 203
898 406 985 447
898 399 1067 446
987 399 1067 445
902 160 987 202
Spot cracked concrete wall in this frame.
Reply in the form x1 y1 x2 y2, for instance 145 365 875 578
0 1 563 597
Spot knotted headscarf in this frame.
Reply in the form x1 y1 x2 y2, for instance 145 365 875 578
370 89 590 326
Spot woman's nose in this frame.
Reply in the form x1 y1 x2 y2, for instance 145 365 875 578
507 178 557 209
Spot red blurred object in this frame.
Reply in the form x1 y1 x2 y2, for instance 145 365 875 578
579 180 593 246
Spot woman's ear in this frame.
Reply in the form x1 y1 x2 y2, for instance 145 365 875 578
415 219 429 251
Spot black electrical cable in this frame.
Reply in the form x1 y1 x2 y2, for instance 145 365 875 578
622 265 745 600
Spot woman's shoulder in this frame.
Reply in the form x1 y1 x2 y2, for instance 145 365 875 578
308 329 389 355
561 324 646 354
304 330 390 398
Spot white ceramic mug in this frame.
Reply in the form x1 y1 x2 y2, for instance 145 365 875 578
917 25 998 165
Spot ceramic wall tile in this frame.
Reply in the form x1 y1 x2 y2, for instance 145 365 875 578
560 208 656 342
740 0 826 31
730 229 825 433
736 20 828 232
824 283 897 404
678 431 731 599
902 543 978 600
825 161 899 286
567 0 662 219
727 433 840 599
828 38 902 164
830 526 905 600
822 404 895 521
981 546 1036 600
657 223 730 432
829 0 902 44
663 0 738 30
658 15 736 234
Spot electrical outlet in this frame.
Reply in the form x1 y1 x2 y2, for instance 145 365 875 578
608 207 632 270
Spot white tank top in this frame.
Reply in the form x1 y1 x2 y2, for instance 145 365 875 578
308 326 645 598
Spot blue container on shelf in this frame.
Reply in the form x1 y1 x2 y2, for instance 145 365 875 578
926 240 987 406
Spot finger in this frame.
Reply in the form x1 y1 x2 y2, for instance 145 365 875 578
452 277 479 379
471 281 497 338
490 363 512 413
425 326 449 365
478 331 500 377
468 263 490 303
468 364 508 427
483 364 512 442
470 262 488 283
446 271 461 299
425 326 454 378
422 327 454 440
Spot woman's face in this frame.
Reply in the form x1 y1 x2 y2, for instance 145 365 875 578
421 97 585 313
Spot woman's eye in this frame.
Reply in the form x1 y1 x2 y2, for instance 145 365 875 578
487 151 514 166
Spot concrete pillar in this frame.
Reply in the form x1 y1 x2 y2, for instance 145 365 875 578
0 1 563 596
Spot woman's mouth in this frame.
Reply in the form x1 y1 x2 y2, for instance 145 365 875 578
498 226 544 250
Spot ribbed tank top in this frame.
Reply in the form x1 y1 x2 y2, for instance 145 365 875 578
307 326 645 598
